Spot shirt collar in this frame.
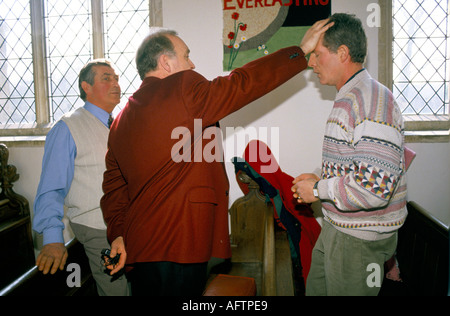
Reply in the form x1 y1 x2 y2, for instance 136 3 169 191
84 101 111 128
344 68 366 86
337 68 371 99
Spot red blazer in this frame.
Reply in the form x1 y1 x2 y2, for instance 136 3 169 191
101 46 308 265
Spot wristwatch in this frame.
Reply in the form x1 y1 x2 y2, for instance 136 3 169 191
313 181 320 198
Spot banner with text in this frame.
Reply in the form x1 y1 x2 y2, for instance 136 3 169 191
223 0 331 71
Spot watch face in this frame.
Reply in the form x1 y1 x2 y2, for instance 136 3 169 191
313 181 319 198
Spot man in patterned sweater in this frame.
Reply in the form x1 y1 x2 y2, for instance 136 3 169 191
291 13 408 296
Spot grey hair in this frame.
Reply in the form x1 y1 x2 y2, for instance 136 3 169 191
136 28 178 80
79 59 113 101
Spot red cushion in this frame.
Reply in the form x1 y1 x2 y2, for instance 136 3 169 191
203 274 256 296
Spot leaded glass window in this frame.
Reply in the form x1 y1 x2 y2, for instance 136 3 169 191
45 0 93 121
393 0 449 116
0 0 35 125
103 0 150 111
0 0 155 130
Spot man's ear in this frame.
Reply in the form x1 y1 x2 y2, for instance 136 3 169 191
81 81 91 97
337 45 351 63
159 54 172 73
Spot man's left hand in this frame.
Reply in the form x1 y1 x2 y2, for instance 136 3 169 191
291 177 319 204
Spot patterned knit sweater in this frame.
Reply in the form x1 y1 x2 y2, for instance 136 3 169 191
316 69 408 241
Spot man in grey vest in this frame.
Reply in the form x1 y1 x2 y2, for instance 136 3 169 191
33 60 129 296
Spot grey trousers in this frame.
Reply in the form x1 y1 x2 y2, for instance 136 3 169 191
306 221 397 296
70 222 130 296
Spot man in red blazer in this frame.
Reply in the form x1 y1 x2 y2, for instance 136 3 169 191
101 20 332 296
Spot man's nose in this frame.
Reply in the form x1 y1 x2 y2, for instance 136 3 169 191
189 59 196 70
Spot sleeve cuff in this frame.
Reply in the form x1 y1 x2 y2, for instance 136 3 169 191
43 227 65 246
318 179 331 201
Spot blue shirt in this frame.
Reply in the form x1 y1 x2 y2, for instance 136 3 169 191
33 102 111 245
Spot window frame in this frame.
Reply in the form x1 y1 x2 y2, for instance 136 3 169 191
379 0 449 143
0 0 162 144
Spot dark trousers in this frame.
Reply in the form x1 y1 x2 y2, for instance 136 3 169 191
129 261 208 296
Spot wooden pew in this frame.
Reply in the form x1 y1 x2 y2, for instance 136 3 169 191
0 238 97 296
0 143 97 296
0 144 35 289
226 171 295 296
380 201 449 296
396 201 449 295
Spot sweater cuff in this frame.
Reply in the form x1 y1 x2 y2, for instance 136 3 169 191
317 179 332 201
